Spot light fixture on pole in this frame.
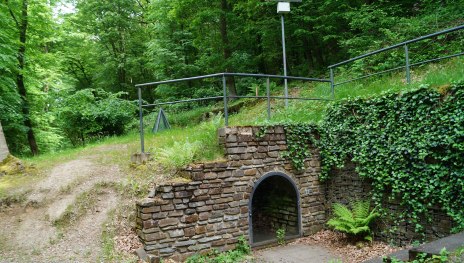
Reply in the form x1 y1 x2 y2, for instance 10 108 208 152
274 0 301 108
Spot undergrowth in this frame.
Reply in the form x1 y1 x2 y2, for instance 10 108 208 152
185 236 251 263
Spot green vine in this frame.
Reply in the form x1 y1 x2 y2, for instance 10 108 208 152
255 126 268 139
275 84 464 234
319 83 464 233
281 123 319 171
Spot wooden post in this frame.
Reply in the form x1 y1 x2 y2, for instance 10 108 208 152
0 122 10 163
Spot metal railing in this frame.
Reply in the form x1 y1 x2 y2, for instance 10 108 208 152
135 73 331 152
135 25 464 153
328 24 464 87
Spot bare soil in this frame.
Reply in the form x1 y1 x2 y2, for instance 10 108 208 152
0 147 133 262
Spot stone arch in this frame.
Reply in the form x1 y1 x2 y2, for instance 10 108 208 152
248 171 302 246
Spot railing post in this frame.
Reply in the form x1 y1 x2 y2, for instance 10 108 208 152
222 75 228 126
266 78 271 121
329 68 335 99
137 86 145 153
281 14 289 108
404 44 411 84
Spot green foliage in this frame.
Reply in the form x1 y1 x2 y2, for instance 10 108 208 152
185 236 250 263
56 89 136 146
276 228 286 245
321 83 464 233
327 200 379 242
156 141 201 170
281 124 319 171
155 114 223 170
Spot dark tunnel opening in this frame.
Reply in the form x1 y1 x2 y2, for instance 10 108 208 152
250 173 300 245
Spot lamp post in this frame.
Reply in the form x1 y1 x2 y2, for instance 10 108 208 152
275 0 301 108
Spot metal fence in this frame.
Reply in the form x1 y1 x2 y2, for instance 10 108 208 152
135 73 331 152
328 24 464 87
135 24 464 153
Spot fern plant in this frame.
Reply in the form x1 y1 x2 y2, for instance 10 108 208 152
327 200 380 242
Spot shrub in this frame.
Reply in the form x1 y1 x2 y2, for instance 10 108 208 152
327 200 379 242
56 89 136 146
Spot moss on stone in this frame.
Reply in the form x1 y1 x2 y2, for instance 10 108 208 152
0 155 25 176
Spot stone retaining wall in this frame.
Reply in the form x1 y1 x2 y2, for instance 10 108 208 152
136 125 455 262
136 126 325 262
325 162 454 245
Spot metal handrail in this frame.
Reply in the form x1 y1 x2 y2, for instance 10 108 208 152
329 24 464 68
135 72 331 152
328 24 464 87
135 72 330 88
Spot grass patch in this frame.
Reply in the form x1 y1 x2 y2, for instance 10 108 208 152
185 236 251 263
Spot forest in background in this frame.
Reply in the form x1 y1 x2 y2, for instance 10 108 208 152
0 0 463 156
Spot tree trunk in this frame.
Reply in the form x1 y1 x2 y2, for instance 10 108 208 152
0 122 10 163
220 0 237 97
16 0 39 155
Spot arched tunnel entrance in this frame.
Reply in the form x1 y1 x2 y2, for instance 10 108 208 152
249 172 301 245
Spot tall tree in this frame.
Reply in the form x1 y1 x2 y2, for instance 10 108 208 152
6 0 39 155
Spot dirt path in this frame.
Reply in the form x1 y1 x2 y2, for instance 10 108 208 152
0 150 126 262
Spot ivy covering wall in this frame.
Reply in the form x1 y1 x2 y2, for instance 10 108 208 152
317 84 464 233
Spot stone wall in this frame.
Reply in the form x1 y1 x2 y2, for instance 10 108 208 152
0 122 9 163
254 194 298 235
136 126 325 262
136 125 455 261
325 162 454 246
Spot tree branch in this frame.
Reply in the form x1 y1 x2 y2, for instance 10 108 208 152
5 0 19 28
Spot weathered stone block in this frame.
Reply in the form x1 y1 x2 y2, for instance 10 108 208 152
198 236 221 243
183 214 199 224
159 247 176 254
175 191 192 198
204 172 217 180
228 201 240 207
175 240 196 247
159 218 179 228
152 212 168 219
143 219 159 229
195 226 206 234
188 201 205 208
162 193 174 199
145 232 166 242
197 205 212 212
161 204 175 211
188 243 210 251
243 168 257 176
168 229 184 238
142 206 161 213
184 227 195 237
224 214 240 221
168 210 183 217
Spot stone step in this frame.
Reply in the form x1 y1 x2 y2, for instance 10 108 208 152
409 231 464 260
363 232 464 263
363 249 409 263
